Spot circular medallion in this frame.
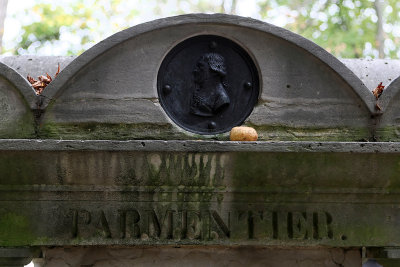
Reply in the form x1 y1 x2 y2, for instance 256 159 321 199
157 35 259 134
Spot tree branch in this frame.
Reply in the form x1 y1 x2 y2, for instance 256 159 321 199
0 0 8 53
374 0 385 58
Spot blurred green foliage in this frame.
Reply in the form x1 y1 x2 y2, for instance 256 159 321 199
20 4 91 54
258 0 400 58
14 0 138 55
7 0 400 58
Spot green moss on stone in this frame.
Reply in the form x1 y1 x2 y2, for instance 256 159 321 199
0 152 43 185
0 111 36 139
39 122 177 140
245 123 371 141
38 120 233 140
0 213 35 246
375 126 400 141
231 152 400 191
38 120 370 141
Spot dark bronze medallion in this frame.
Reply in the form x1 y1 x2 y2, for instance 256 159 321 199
157 35 259 134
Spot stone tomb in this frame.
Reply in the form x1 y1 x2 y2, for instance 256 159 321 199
1 14 400 266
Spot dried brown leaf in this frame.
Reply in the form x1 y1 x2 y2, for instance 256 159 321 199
36 88 44 95
55 63 60 77
38 75 51 83
372 82 385 99
26 63 60 95
46 73 52 82
27 75 37 84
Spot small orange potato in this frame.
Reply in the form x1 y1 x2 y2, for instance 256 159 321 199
230 126 258 141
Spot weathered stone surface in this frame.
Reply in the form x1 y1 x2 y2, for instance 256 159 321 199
3 21 400 141
33 14 375 140
0 63 36 138
340 58 400 91
0 55 74 81
0 248 40 267
365 248 400 267
1 140 400 247
40 99 174 139
2 55 396 94
374 76 400 141
1 139 400 153
1 13 400 266
37 247 360 267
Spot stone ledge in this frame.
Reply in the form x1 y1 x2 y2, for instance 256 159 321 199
1 139 400 153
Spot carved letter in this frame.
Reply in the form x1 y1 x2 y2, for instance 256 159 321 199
95 210 111 238
118 209 141 239
185 211 202 240
147 210 175 239
315 211 333 239
210 210 230 239
70 209 91 238
71 209 78 238
288 212 311 239
252 211 273 240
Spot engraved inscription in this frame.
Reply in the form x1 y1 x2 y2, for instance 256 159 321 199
286 211 333 240
146 153 226 186
114 153 226 187
68 208 334 242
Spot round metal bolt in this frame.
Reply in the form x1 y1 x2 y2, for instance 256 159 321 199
209 41 217 49
208 121 217 129
244 81 252 89
163 84 172 94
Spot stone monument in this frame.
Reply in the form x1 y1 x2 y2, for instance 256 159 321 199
1 14 400 266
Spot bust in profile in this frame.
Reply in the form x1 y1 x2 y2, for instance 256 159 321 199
190 53 230 117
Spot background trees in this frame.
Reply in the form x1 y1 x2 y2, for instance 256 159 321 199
0 0 399 58
0 0 7 53
259 0 399 58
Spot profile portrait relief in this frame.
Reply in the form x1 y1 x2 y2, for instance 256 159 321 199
190 53 230 117
158 35 258 134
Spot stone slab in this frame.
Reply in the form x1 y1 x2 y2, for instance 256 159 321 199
31 14 375 140
1 141 400 247
37 247 360 267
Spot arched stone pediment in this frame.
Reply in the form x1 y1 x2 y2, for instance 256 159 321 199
34 14 375 140
0 62 36 138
